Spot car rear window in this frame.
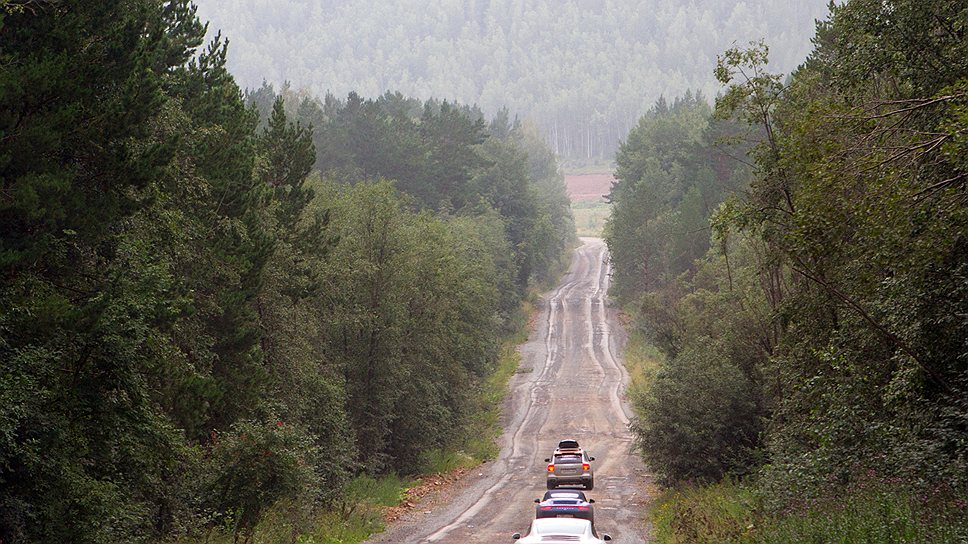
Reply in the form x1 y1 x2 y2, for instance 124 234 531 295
554 454 582 463
547 492 583 499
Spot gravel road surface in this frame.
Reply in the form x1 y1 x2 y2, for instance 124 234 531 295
366 238 652 543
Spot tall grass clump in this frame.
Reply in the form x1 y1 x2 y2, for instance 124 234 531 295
650 478 968 544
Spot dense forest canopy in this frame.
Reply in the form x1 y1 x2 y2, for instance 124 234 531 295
0 1 572 542
607 0 967 537
193 0 831 163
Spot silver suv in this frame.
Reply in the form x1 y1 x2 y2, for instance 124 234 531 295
544 440 594 490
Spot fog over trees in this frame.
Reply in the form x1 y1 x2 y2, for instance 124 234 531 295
194 0 830 163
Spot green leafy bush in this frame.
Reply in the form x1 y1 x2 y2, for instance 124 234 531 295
206 419 320 538
634 339 760 485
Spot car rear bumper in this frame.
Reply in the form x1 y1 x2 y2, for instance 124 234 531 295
547 475 593 486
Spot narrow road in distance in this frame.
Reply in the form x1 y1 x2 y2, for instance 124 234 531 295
367 237 652 543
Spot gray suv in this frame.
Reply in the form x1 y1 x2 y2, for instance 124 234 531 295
545 442 594 490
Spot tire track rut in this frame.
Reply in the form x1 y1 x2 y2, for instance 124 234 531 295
366 238 651 543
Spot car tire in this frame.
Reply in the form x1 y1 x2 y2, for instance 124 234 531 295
584 480 594 491
546 480 556 490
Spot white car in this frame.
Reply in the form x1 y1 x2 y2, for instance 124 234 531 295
511 517 612 543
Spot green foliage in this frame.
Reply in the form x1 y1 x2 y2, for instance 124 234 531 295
257 96 316 224
206 419 320 538
650 481 757 543
650 479 968 544
571 200 611 237
250 85 576 309
464 335 528 463
0 2 215 542
607 1 968 537
634 339 760 485
605 92 749 304
605 93 765 485
2 2 567 541
714 41 784 129
310 178 538 474
181 475 409 544
729 0 968 500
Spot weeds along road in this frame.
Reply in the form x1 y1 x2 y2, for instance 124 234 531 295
367 238 652 543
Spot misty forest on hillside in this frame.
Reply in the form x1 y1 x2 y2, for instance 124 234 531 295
194 0 830 162
2 1 967 543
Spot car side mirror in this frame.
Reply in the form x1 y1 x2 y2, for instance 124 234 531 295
602 534 611 541
512 533 521 540
588 499 595 503
534 498 540 503
544 458 551 463
589 456 595 461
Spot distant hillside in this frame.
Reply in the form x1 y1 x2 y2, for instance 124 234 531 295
195 0 830 162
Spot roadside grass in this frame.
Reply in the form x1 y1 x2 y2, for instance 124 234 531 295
418 449 478 475
342 474 412 508
572 200 611 237
650 481 757 543
561 162 616 175
650 479 968 544
462 340 522 463
178 475 410 544
621 330 665 401
624 328 968 543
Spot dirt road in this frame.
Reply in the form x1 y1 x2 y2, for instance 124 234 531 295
367 238 652 543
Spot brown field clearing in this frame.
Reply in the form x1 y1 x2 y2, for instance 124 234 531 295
564 173 615 203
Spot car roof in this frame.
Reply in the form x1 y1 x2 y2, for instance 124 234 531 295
553 441 582 454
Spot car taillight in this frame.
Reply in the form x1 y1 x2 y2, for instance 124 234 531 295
582 463 590 470
577 505 590 510
547 464 555 472
540 506 554 511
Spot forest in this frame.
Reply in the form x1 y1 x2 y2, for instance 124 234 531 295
606 0 968 540
5 0 968 542
0 2 574 542
193 0 830 164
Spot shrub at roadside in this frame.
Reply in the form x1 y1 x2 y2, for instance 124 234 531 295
206 419 320 540
651 478 968 544
633 339 760 486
